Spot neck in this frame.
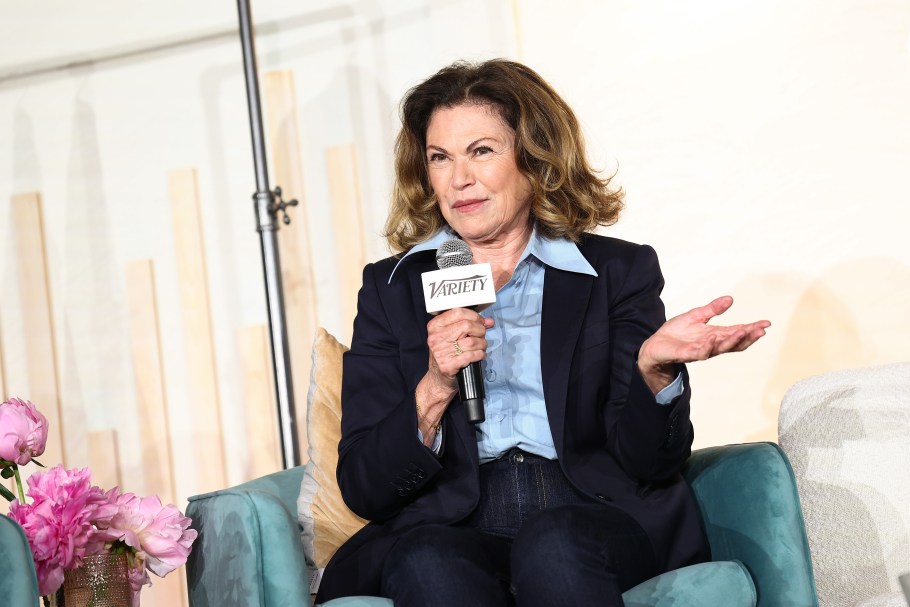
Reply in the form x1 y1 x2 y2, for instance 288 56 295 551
467 228 532 291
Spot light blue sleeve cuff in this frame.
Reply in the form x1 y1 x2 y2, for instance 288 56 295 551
655 372 684 405
416 426 444 454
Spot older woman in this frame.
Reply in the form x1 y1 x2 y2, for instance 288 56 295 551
316 59 769 606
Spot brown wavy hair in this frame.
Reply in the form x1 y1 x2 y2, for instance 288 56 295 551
384 59 624 253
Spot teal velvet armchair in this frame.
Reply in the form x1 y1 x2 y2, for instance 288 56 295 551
0 512 41 606
185 442 818 607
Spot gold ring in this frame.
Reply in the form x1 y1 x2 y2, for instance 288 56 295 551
452 339 464 357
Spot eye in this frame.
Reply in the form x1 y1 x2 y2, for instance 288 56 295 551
473 146 494 156
428 152 448 163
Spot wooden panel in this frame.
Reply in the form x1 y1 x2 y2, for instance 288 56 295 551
1 478 14 514
142 567 186 607
87 429 120 490
11 192 66 467
239 325 281 480
125 260 176 504
264 70 318 460
326 144 367 344
0 323 6 399
168 169 226 492
1 328 10 513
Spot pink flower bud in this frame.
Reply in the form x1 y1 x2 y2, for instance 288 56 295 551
0 397 48 466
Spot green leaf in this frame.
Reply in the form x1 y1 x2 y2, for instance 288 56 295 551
0 466 14 479
0 483 15 502
32 459 45 468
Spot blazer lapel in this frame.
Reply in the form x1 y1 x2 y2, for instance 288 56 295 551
540 265 594 456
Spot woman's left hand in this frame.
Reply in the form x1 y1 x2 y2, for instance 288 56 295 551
637 296 771 395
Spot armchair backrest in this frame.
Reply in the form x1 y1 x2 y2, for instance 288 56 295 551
0 513 40 604
779 363 910 606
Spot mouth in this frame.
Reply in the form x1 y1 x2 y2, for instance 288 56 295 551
452 198 486 212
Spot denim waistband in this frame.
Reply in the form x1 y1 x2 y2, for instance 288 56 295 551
462 448 596 539
483 447 554 467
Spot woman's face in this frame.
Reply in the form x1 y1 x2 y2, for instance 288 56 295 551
425 103 533 247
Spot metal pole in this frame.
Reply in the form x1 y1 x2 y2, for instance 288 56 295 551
236 0 300 469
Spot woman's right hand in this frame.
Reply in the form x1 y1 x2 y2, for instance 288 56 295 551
415 308 494 442
427 308 494 387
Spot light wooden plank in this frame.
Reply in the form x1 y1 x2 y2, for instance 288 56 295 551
0 322 7 400
239 325 282 480
264 70 318 461
1 333 10 513
125 259 176 504
1 478 14 514
87 429 120 490
142 567 186 607
326 144 367 344
11 192 66 468
168 169 226 493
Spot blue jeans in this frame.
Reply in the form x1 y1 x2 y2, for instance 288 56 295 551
382 449 658 606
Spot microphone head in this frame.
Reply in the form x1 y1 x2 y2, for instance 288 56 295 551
436 238 473 269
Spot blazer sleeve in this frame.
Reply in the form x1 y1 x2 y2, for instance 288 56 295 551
335 262 444 521
603 244 694 483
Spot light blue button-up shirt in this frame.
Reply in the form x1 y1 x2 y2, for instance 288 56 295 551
392 229 682 462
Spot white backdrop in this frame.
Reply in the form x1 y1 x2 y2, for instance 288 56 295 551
1 0 909 503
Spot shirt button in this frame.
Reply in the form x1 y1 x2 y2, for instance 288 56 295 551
486 369 496 381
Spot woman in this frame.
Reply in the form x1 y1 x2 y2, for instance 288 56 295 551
316 59 769 606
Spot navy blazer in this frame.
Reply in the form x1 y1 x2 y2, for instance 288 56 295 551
317 233 709 602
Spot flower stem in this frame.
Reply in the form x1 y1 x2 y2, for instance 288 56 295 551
12 465 25 503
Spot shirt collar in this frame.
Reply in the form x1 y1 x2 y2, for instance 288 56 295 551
388 229 453 283
388 226 597 284
523 229 597 277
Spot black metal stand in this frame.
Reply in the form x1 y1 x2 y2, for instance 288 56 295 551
236 0 300 469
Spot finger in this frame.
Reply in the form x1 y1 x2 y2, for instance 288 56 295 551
712 328 749 354
713 324 770 355
428 319 487 346
705 295 734 319
730 326 770 352
427 307 485 331
436 347 486 376
677 295 733 325
686 333 719 361
454 335 487 354
430 311 488 335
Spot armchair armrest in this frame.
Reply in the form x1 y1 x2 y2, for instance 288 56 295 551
685 442 818 606
186 467 310 607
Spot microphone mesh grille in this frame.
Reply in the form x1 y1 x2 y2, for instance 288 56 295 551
436 238 473 269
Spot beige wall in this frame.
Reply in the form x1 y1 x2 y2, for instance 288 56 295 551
1 0 908 507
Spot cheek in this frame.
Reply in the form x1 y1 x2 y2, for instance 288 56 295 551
428 169 450 199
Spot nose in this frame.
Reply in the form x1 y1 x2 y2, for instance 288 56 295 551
452 156 474 190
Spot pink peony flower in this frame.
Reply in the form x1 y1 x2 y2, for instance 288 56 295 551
127 558 150 607
8 466 114 596
93 488 197 578
0 397 48 466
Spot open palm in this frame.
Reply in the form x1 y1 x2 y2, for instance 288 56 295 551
638 296 770 393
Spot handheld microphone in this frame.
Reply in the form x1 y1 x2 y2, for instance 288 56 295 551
420 239 495 424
